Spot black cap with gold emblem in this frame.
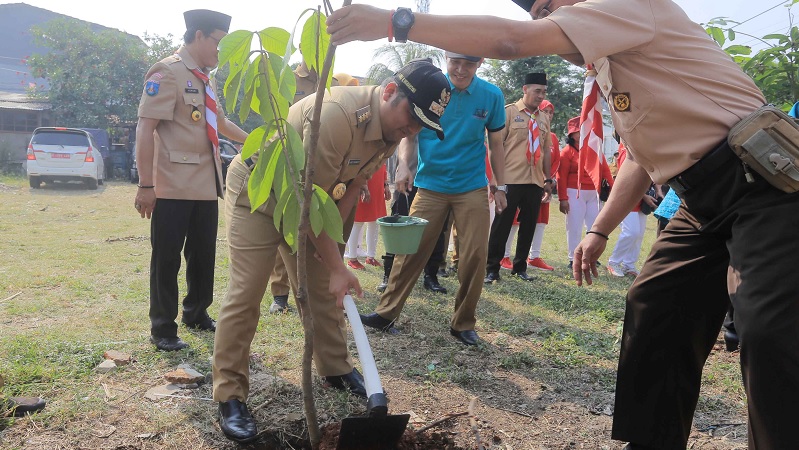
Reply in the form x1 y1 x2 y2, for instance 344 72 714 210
393 58 451 140
511 0 536 12
184 9 232 33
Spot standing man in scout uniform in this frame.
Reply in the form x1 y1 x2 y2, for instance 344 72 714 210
134 9 248 352
267 61 340 314
485 72 552 284
328 1 799 448
211 59 451 443
359 51 507 347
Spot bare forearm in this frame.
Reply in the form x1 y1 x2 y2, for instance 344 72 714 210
591 159 652 235
135 119 157 185
488 133 505 186
219 116 248 143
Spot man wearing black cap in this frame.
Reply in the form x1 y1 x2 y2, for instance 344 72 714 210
485 72 552 283
360 51 507 346
211 59 451 443
134 9 248 352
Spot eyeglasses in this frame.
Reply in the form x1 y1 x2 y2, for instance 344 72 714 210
534 0 553 19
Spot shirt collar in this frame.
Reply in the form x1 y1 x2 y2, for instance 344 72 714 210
446 73 476 94
177 47 203 74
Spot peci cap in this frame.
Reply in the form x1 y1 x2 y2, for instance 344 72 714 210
511 0 536 12
445 51 482 62
567 116 581 135
393 58 452 140
524 72 547 85
184 9 232 33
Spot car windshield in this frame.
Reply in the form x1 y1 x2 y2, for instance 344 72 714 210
32 131 90 146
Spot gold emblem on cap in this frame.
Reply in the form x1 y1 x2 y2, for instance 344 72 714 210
439 89 450 108
192 109 202 121
429 101 444 117
332 182 347 200
613 93 631 112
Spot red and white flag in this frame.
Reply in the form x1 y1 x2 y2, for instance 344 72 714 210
577 65 609 193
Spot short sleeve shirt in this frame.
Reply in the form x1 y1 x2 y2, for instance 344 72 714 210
502 99 552 186
547 0 765 183
415 75 505 194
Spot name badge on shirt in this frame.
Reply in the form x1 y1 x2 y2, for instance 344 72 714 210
185 88 199 94
613 93 631 112
348 159 361 165
473 108 488 119
514 115 524 122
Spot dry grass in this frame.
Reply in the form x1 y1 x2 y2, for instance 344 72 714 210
0 176 746 449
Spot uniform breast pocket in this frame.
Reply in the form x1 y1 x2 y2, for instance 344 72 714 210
169 151 200 164
182 92 204 122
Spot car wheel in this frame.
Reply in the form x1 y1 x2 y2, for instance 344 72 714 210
85 178 98 190
29 176 41 189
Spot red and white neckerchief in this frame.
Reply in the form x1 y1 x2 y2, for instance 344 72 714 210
523 108 541 166
189 68 220 158
577 64 608 193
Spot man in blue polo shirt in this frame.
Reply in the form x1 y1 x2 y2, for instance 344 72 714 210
360 52 507 346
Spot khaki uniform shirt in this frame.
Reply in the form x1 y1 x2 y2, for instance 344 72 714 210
288 85 396 191
502 99 551 186
548 0 765 183
137 47 224 200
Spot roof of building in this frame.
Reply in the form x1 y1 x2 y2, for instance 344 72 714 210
0 91 50 111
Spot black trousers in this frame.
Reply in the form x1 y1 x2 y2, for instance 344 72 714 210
149 198 218 338
486 184 543 274
388 186 448 277
611 145 799 449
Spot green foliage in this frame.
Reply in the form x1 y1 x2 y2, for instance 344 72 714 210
481 56 583 137
704 2 799 110
365 43 445 84
27 18 178 128
216 10 342 250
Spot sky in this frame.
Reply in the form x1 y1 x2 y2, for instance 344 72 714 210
5 0 797 76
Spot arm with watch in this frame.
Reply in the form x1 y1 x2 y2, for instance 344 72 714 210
389 7 415 43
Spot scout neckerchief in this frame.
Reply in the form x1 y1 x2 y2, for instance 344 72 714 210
189 68 219 158
523 108 541 166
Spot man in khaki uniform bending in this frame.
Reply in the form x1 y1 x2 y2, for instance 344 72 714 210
135 9 247 352
212 59 451 444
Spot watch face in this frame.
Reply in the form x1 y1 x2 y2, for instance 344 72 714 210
394 9 414 28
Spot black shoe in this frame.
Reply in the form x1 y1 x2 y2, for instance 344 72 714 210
437 267 449 278
269 295 289 314
5 397 46 417
323 368 367 398
183 315 216 332
511 271 535 281
622 444 658 450
567 261 573 270
219 399 259 443
150 336 189 351
484 272 500 284
450 328 480 346
724 330 740 352
359 313 399 334
423 274 447 294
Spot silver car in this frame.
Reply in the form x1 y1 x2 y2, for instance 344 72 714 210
26 127 105 190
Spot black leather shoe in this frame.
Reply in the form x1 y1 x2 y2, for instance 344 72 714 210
150 336 189 351
484 272 500 284
360 313 399 334
622 444 658 450
183 316 216 332
511 271 535 282
323 368 367 398
423 274 447 294
5 397 46 417
724 330 740 352
219 399 258 443
437 267 449 278
450 328 480 346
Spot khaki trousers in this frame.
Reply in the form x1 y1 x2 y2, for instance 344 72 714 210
269 255 291 297
377 188 489 330
212 157 353 402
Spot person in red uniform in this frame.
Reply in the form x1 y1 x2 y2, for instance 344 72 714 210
346 164 390 268
528 99 559 270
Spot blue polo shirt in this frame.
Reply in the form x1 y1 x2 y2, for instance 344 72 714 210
415 74 505 194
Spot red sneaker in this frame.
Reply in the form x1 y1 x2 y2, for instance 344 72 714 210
500 257 513 270
364 257 382 267
347 259 365 270
527 257 554 271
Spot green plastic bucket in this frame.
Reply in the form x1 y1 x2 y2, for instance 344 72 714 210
377 215 429 255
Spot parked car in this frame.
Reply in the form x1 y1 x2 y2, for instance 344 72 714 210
130 139 240 185
26 127 105 190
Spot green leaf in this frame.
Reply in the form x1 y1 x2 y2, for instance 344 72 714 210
283 124 306 180
710 27 725 46
267 52 291 118
283 200 300 251
764 33 790 43
314 185 344 244
274 187 294 231
248 138 280 211
255 56 275 126
223 67 243 112
285 9 318 69
309 192 323 237
218 30 252 71
258 27 292 57
727 29 735 41
724 45 751 56
301 11 334 90
241 126 266 160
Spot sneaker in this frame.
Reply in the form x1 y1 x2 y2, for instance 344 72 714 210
621 264 639 277
527 257 554 271
364 257 382 267
500 257 513 270
347 259 365 270
606 263 625 277
269 295 289 313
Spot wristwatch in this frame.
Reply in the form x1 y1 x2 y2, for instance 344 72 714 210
544 178 553 184
496 185 507 193
392 7 415 43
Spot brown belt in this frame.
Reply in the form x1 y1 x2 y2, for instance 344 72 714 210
668 140 737 196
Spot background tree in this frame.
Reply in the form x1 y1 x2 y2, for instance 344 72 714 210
365 43 444 83
27 18 177 128
481 55 583 138
704 0 799 109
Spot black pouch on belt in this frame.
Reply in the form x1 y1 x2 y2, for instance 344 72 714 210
728 105 799 193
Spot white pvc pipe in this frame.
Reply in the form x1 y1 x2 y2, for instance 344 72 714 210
343 295 383 398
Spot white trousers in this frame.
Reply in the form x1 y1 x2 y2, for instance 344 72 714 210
608 211 648 269
529 223 547 259
344 221 379 259
566 188 600 261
